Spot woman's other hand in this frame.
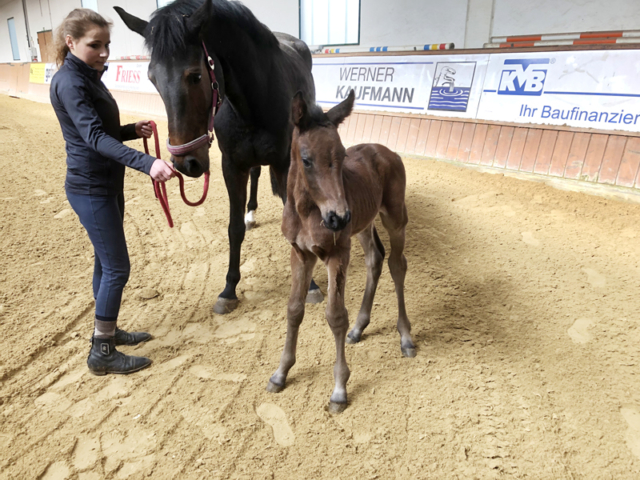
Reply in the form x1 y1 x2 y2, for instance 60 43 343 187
135 120 153 139
150 159 175 182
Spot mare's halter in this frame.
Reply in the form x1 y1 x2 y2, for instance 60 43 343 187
165 41 221 156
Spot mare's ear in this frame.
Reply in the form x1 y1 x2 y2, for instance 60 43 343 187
291 91 308 128
187 0 213 35
326 89 354 126
114 7 148 37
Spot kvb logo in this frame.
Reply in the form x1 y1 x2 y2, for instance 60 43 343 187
498 59 550 96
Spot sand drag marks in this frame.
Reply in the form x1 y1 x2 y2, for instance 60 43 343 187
4 96 640 478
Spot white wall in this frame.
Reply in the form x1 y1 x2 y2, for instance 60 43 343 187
0 0 28 62
3 0 640 64
360 0 468 48
492 0 640 38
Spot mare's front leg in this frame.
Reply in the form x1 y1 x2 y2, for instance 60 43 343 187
214 161 250 314
245 166 261 230
267 246 317 392
325 246 351 413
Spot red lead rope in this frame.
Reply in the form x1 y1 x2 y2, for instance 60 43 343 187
143 120 210 228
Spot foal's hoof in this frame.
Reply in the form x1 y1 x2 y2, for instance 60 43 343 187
401 346 417 358
306 288 324 304
266 380 285 393
346 330 362 344
328 401 348 414
213 297 239 315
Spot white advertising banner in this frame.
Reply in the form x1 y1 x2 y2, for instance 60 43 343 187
477 50 640 132
101 62 157 94
313 54 490 119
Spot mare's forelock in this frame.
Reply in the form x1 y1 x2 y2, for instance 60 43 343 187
146 0 279 58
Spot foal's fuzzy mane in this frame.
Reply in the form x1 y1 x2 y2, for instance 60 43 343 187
146 0 279 58
300 103 334 132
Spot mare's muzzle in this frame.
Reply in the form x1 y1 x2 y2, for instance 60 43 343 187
174 155 206 178
323 210 351 232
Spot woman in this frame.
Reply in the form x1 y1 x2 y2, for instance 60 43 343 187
50 8 175 375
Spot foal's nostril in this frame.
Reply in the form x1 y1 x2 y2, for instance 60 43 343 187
344 210 351 225
324 211 350 232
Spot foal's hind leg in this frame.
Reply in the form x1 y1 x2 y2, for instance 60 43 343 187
268 247 317 392
347 224 385 344
380 207 416 357
245 166 261 231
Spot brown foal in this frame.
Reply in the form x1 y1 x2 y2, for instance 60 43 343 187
267 90 416 413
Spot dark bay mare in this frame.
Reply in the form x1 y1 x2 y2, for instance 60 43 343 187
267 91 416 413
115 0 322 314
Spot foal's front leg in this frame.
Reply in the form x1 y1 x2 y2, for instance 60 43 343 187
325 246 351 413
267 246 317 392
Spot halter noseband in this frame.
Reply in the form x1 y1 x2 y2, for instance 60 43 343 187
166 41 220 157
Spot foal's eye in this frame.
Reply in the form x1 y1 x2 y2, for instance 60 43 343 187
301 156 312 168
189 73 202 85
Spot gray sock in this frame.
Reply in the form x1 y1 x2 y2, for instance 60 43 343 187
94 319 116 339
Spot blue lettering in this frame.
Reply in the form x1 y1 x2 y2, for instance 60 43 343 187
541 105 552 118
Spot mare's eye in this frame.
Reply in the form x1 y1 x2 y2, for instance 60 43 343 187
302 156 312 168
189 73 202 85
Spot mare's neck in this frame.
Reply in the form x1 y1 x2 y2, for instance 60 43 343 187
207 15 279 125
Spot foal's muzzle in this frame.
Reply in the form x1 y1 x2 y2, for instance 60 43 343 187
323 210 351 232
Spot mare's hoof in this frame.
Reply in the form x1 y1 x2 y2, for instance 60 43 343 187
401 346 417 358
244 211 257 231
346 330 361 344
266 380 285 393
213 297 239 315
245 220 257 231
306 288 324 304
328 401 348 414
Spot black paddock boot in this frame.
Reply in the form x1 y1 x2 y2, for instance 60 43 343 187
114 327 152 346
87 336 152 376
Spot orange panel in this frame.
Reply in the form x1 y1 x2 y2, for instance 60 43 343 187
413 119 431 156
446 122 464 160
494 126 514 168
480 124 501 166
519 129 543 172
362 114 376 144
599 135 627 185
386 117 402 150
424 120 441 157
346 113 360 144
564 133 590 179
435 121 452 159
468 124 488 165
580 134 608 181
618 138 640 188
506 127 528 170
533 130 558 175
354 113 367 144
379 116 393 147
370 115 384 144
338 115 350 141
404 118 421 154
549 131 573 177
456 123 476 162
395 117 412 152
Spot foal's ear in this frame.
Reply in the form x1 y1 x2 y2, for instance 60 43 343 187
187 0 213 35
114 7 148 37
291 91 308 128
326 89 355 126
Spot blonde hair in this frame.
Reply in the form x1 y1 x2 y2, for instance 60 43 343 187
54 9 112 66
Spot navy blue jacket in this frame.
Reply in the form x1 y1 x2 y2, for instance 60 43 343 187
50 53 155 195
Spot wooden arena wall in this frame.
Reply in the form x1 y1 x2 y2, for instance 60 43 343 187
2 46 640 202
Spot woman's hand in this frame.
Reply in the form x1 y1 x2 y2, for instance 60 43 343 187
150 159 175 182
135 120 153 139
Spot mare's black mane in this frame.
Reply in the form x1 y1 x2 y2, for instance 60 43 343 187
146 0 279 58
